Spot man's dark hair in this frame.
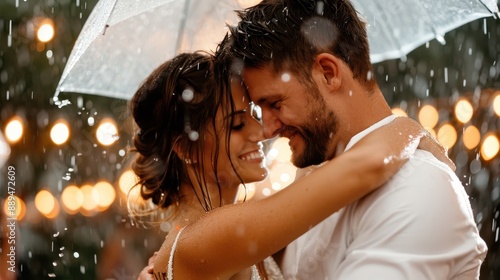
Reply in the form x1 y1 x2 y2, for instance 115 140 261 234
229 0 375 88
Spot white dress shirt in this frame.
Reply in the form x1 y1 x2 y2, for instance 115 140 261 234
281 115 488 280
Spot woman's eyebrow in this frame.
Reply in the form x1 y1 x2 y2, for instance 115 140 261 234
223 109 246 120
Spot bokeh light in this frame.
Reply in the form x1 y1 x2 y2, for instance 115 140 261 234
437 123 457 150
480 133 500 161
391 107 408 117
34 190 55 216
96 118 118 146
5 117 24 143
118 169 139 195
454 99 474 124
61 185 83 214
462 125 481 150
493 93 500 117
37 20 55 43
267 137 293 162
237 183 256 202
3 195 26 221
269 164 297 191
50 121 70 145
80 184 98 213
93 181 116 210
418 105 439 129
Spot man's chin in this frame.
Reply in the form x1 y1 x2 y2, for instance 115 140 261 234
291 152 324 168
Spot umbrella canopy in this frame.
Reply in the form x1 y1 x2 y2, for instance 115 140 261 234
54 0 499 100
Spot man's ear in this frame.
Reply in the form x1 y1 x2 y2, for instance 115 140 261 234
313 53 342 92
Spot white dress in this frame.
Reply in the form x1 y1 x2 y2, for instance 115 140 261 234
168 228 284 280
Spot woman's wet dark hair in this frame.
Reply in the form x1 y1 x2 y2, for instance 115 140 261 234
129 52 239 213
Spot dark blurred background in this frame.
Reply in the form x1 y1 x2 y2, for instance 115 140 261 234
0 0 499 279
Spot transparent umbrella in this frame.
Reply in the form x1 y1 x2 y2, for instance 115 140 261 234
54 0 499 100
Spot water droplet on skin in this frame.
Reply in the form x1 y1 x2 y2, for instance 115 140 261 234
160 221 172 232
236 224 245 236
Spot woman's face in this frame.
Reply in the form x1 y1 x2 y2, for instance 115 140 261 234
204 78 268 190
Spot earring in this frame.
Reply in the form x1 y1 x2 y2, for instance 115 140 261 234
184 158 192 164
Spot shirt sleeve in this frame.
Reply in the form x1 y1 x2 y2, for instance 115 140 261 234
334 152 487 280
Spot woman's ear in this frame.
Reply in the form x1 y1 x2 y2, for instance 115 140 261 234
313 53 342 92
173 139 186 162
173 138 196 164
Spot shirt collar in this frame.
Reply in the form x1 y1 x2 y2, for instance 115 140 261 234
343 115 397 152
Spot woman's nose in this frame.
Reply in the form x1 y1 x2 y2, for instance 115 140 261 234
247 116 266 142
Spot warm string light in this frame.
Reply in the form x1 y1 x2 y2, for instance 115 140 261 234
36 19 55 43
418 104 439 130
96 118 119 146
50 120 70 145
4 117 24 143
393 91 499 160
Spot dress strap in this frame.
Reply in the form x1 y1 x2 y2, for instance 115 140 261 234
167 227 185 280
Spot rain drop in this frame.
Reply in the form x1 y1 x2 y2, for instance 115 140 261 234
281 73 291 82
189 130 199 141
435 33 446 45
7 20 12 47
182 88 194 102
316 1 324 15
367 71 373 81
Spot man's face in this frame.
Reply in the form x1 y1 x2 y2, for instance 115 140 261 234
242 65 340 168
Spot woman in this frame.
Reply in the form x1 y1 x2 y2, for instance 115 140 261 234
130 52 451 279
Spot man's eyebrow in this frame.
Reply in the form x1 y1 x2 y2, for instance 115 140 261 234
223 110 246 120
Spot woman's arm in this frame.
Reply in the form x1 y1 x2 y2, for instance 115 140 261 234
174 117 450 278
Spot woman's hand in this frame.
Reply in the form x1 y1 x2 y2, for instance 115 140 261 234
387 117 455 170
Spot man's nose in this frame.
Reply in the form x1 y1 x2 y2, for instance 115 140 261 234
262 109 282 139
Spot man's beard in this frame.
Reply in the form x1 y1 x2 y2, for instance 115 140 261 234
291 106 338 168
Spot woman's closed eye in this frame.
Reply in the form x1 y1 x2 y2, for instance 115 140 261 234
232 122 245 131
231 114 246 131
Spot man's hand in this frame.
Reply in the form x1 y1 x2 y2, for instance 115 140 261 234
137 252 157 280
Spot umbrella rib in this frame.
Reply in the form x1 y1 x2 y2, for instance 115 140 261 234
175 0 191 53
479 0 500 18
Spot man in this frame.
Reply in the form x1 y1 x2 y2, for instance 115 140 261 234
227 0 487 279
